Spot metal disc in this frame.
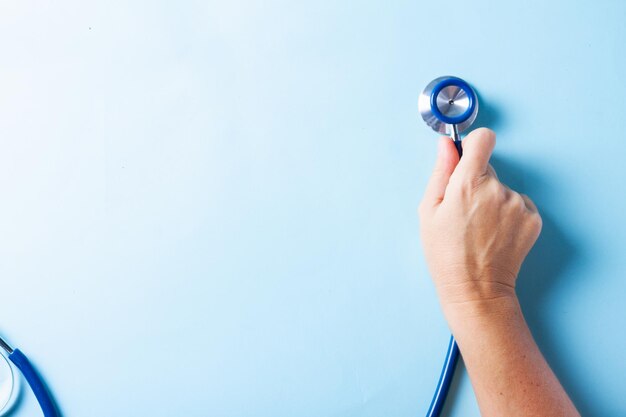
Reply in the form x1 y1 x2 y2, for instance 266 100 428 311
435 86 471 119
418 76 479 135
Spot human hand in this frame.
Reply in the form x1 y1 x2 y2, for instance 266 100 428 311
418 128 542 310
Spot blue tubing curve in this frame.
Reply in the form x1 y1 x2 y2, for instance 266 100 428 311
9 349 60 417
425 335 460 417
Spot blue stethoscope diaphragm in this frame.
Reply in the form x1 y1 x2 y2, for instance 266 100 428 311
418 75 479 137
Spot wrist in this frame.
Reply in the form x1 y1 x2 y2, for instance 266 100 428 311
436 277 516 303
435 280 519 321
441 293 525 355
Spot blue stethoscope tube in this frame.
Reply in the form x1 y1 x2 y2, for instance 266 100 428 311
423 76 477 417
425 336 459 417
0 336 59 417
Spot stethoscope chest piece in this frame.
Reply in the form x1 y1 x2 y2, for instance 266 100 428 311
0 354 18 416
418 76 479 136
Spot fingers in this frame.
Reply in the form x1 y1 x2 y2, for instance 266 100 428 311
422 136 461 208
488 166 538 214
520 194 539 213
457 128 496 177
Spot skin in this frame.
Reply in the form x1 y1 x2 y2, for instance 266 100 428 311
419 128 580 417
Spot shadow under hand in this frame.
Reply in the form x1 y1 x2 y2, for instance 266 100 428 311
490 155 593 416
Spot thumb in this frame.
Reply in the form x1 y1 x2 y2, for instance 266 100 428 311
422 137 460 208
456 127 496 177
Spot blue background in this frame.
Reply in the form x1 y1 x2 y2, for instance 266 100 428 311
1 1 625 416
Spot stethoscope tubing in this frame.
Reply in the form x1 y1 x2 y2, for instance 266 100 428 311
425 336 459 417
8 348 59 417
0 335 59 417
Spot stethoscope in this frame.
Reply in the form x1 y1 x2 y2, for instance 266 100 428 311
0 335 59 416
0 76 477 417
418 75 479 417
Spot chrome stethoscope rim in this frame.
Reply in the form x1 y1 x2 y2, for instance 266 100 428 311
0 351 19 416
418 75 479 136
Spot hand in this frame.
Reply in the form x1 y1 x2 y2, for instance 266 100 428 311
418 128 542 310
419 129 580 417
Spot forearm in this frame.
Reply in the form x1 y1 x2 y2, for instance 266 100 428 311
441 292 579 417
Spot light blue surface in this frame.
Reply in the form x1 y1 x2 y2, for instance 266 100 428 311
0 1 625 416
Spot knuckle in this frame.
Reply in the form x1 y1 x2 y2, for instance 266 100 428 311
484 178 506 201
520 193 535 207
510 192 525 208
463 173 490 194
526 212 543 235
